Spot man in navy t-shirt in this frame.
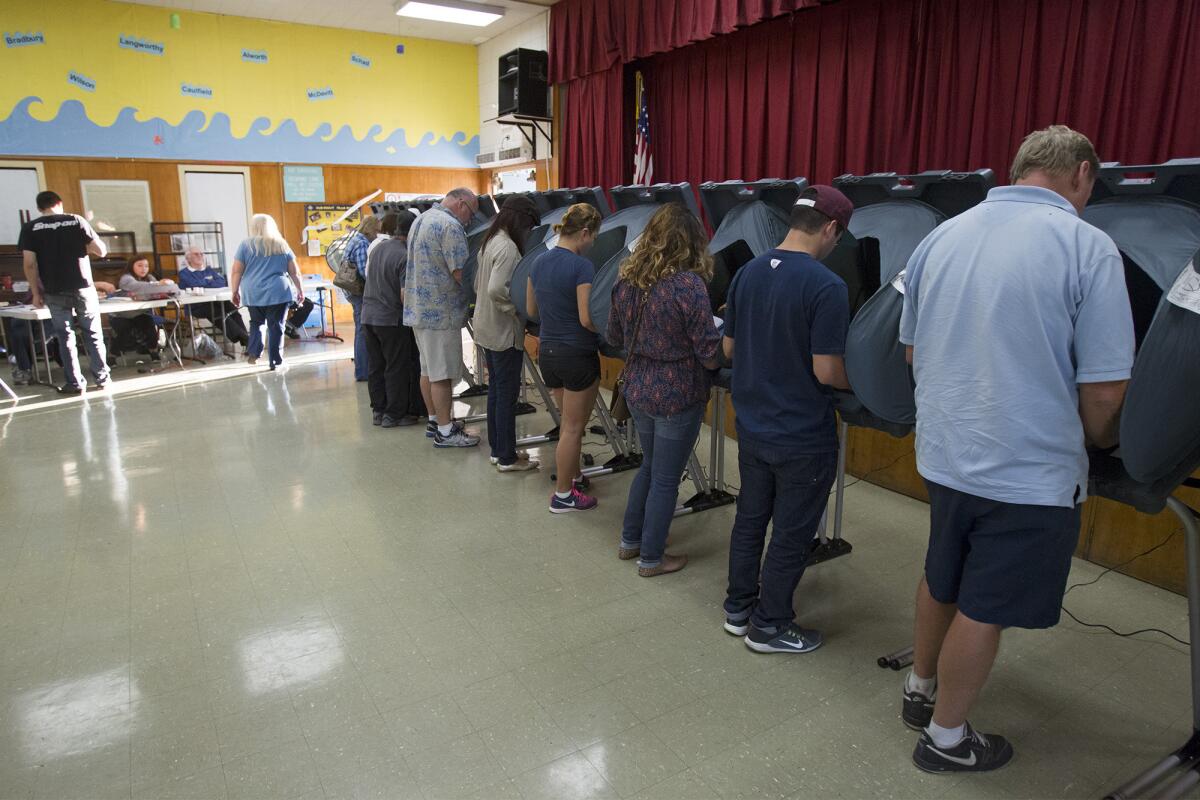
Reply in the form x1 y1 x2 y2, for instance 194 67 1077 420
721 185 853 655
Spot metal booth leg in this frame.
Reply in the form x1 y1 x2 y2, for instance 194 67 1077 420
809 419 854 565
564 397 641 482
516 352 561 447
1106 497 1200 800
675 387 737 516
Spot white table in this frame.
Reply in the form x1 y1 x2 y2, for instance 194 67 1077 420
0 276 337 384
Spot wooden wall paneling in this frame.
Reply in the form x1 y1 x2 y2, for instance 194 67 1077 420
1078 487 1199 596
845 427 926 502
42 158 185 250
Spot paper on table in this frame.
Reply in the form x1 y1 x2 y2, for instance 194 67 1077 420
1166 260 1200 315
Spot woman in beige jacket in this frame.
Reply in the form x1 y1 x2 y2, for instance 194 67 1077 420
472 195 542 472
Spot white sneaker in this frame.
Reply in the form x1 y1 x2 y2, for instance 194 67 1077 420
11 369 31 386
496 459 539 472
491 451 532 465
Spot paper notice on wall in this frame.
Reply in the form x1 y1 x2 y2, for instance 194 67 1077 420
306 234 321 257
891 269 907 295
1166 260 1200 315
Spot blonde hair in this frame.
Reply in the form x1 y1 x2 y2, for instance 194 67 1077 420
1010 125 1100 184
618 204 713 290
246 213 289 257
553 203 602 237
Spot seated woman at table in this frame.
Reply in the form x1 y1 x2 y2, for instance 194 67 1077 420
177 244 250 346
110 255 171 360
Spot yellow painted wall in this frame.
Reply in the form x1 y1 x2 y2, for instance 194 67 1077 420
0 0 480 166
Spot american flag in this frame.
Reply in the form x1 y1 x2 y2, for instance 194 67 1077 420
633 71 654 186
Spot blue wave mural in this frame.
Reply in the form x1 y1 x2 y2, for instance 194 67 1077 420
0 97 479 168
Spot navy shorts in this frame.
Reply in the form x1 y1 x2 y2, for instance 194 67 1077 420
923 480 1082 629
538 345 600 392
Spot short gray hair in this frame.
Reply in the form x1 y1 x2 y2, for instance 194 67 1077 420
1010 125 1100 184
445 187 477 203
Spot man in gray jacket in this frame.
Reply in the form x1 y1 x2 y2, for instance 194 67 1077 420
362 211 425 428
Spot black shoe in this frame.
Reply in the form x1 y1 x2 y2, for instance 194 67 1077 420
56 384 82 396
381 414 418 428
744 623 823 654
372 412 384 426
912 722 1013 774
903 684 936 731
285 324 300 340
723 615 750 636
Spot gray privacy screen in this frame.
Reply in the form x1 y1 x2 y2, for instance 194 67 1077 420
707 201 790 311
842 201 946 427
1083 197 1200 486
586 205 665 355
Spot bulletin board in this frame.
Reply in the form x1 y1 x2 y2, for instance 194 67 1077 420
302 203 363 255
80 179 153 252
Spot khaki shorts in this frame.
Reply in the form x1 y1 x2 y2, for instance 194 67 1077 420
413 326 464 383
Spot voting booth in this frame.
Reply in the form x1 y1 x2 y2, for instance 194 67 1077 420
1081 160 1200 800
832 170 995 436
584 183 700 355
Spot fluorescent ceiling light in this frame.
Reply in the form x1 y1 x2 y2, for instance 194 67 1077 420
396 0 506 26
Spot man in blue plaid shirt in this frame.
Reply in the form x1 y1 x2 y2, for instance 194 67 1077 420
343 226 371 381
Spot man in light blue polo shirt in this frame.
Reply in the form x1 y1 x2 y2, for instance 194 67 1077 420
896 126 1134 774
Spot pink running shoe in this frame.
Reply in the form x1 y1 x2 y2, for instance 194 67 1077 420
549 488 598 513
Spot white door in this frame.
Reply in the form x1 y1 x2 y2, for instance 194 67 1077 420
182 170 251 263
0 167 42 245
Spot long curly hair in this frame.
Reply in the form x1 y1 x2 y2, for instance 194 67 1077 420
618 203 712 290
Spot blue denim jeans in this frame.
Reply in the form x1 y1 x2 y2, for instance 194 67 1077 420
45 288 109 387
724 439 837 631
347 294 368 380
484 347 524 464
5 318 34 371
620 402 705 568
247 303 288 367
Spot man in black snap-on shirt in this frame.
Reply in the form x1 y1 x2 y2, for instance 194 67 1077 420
19 190 111 394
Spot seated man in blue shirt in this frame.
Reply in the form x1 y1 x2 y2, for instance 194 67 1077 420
898 126 1133 774
721 185 853 656
178 245 249 346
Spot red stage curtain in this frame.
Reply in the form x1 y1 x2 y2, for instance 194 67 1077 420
557 0 1200 189
559 66 626 189
651 0 1200 185
548 0 821 83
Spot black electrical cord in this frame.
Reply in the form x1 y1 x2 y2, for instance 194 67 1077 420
832 447 1190 647
831 449 915 495
1061 526 1189 647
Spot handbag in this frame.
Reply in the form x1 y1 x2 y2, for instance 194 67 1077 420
329 234 365 296
609 287 649 422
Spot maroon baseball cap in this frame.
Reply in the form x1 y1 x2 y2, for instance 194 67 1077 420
795 185 853 230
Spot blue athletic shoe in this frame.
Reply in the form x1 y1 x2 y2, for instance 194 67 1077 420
744 623 823 654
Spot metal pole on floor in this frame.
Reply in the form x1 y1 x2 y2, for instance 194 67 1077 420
1105 496 1200 800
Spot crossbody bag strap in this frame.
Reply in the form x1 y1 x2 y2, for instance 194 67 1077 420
619 287 650 380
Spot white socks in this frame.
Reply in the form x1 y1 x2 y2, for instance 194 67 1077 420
438 423 453 436
927 720 966 748
554 490 572 500
905 671 962 747
906 671 937 699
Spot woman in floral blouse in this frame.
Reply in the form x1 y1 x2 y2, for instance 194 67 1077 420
607 203 721 577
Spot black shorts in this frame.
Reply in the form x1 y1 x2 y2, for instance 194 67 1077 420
538 345 600 392
923 480 1082 629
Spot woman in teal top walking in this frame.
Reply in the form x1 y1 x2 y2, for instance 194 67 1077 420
230 214 305 370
